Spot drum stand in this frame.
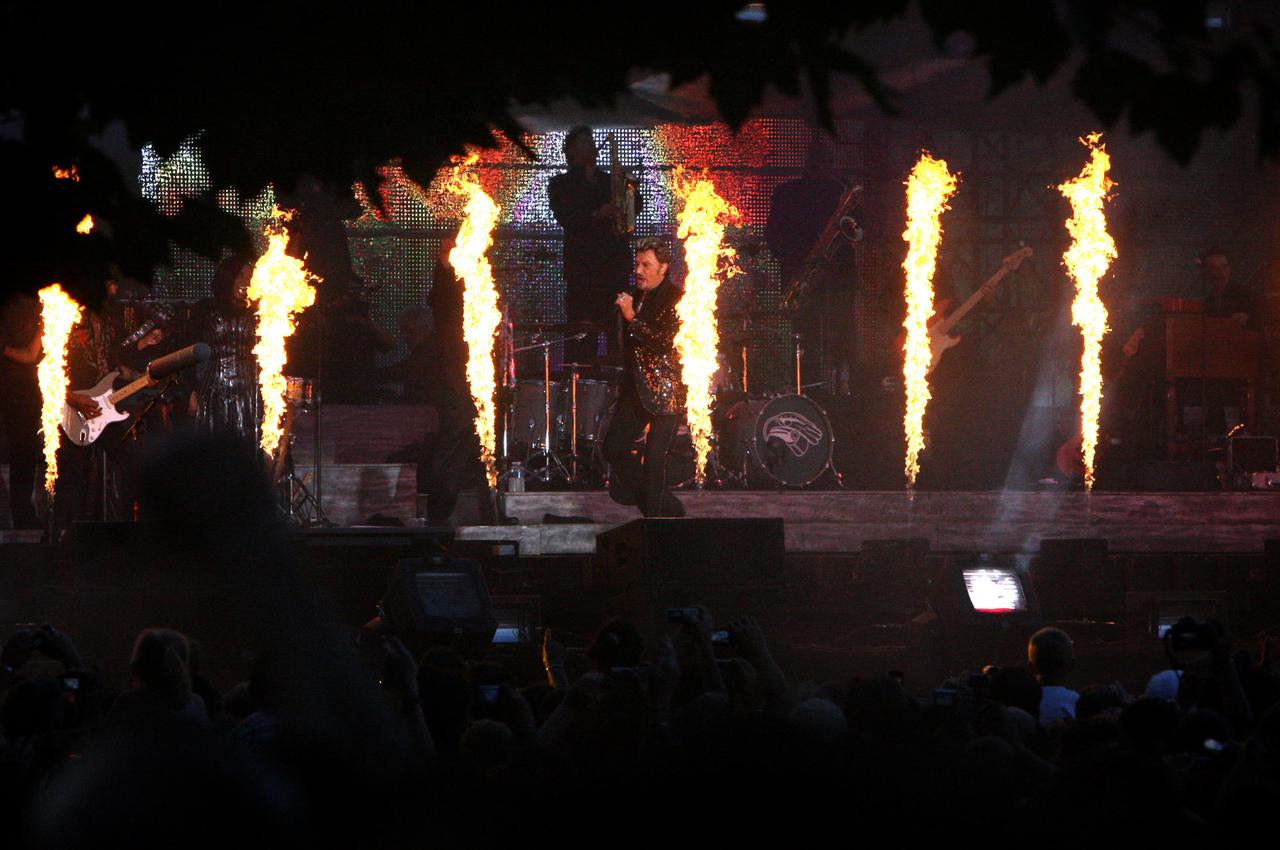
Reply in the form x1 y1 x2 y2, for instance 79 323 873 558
278 389 332 527
511 334 582 484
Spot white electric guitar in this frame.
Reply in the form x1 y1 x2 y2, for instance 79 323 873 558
60 371 156 446
897 246 1034 375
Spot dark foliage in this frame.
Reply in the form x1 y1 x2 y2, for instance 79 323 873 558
3 1 1277 306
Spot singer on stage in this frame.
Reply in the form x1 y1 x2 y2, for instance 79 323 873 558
603 237 686 518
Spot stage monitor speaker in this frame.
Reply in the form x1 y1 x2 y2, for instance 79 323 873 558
1032 538 1123 625
380 553 496 653
854 538 933 625
594 518 786 638
595 518 785 589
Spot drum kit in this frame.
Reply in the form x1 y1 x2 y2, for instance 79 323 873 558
499 313 842 490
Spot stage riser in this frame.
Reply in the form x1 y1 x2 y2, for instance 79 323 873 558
2 462 416 531
497 491 1279 554
306 463 417 526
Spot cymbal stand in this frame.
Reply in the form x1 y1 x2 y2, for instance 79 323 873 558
498 304 515 466
793 333 804 395
281 389 331 527
511 333 583 484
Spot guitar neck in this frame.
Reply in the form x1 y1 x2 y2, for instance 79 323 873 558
936 266 1011 336
107 374 152 407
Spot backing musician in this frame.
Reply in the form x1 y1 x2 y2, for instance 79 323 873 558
548 125 642 361
603 237 685 518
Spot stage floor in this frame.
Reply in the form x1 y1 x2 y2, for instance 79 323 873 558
455 490 1280 556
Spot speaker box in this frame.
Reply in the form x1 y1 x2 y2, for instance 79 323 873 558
594 518 787 640
1032 538 1122 624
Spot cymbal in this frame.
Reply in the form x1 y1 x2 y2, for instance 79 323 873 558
719 335 766 349
515 320 610 334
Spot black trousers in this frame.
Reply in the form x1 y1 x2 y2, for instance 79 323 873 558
424 390 488 525
602 384 680 517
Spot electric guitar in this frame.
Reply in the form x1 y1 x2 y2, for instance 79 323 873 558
897 246 1034 375
60 371 154 446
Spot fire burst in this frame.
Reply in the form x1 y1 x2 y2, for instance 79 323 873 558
901 153 958 489
36 284 83 497
444 154 502 487
1058 133 1116 492
76 214 94 234
247 206 318 458
673 168 741 483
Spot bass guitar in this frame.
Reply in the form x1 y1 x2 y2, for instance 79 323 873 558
896 246 1033 375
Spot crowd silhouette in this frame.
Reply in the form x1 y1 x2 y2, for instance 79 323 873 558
3 436 1280 847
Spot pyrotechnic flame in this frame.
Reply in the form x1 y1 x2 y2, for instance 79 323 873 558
52 165 79 181
1058 133 1116 492
37 284 83 497
247 206 318 458
901 153 958 490
673 168 741 482
443 154 503 487
75 214 94 234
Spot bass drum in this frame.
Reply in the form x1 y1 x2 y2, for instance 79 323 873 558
510 380 563 452
591 405 696 488
718 394 834 486
565 378 616 442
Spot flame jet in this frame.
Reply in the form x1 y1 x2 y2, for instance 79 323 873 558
37 284 83 496
901 153 958 490
1058 133 1116 492
673 168 741 482
247 206 318 458
444 154 503 488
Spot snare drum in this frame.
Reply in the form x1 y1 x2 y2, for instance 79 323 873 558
718 393 834 486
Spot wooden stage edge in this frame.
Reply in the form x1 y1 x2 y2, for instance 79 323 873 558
448 490 1280 556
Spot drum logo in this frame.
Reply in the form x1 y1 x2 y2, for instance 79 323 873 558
763 412 824 458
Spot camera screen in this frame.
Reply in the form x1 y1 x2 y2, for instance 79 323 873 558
962 567 1025 613
491 626 524 645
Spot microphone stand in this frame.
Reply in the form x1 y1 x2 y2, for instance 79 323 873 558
120 374 177 522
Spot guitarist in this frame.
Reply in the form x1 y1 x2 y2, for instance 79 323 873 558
55 296 136 526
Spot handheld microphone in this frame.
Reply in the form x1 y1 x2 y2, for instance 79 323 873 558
147 342 211 379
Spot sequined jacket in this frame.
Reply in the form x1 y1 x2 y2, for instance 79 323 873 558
622 277 686 417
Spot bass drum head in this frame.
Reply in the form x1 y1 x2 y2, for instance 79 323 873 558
748 394 833 486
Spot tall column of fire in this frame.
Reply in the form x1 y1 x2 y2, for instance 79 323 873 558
1058 133 1116 492
36 284 83 497
901 153 958 490
444 155 503 488
247 206 318 458
673 168 740 482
